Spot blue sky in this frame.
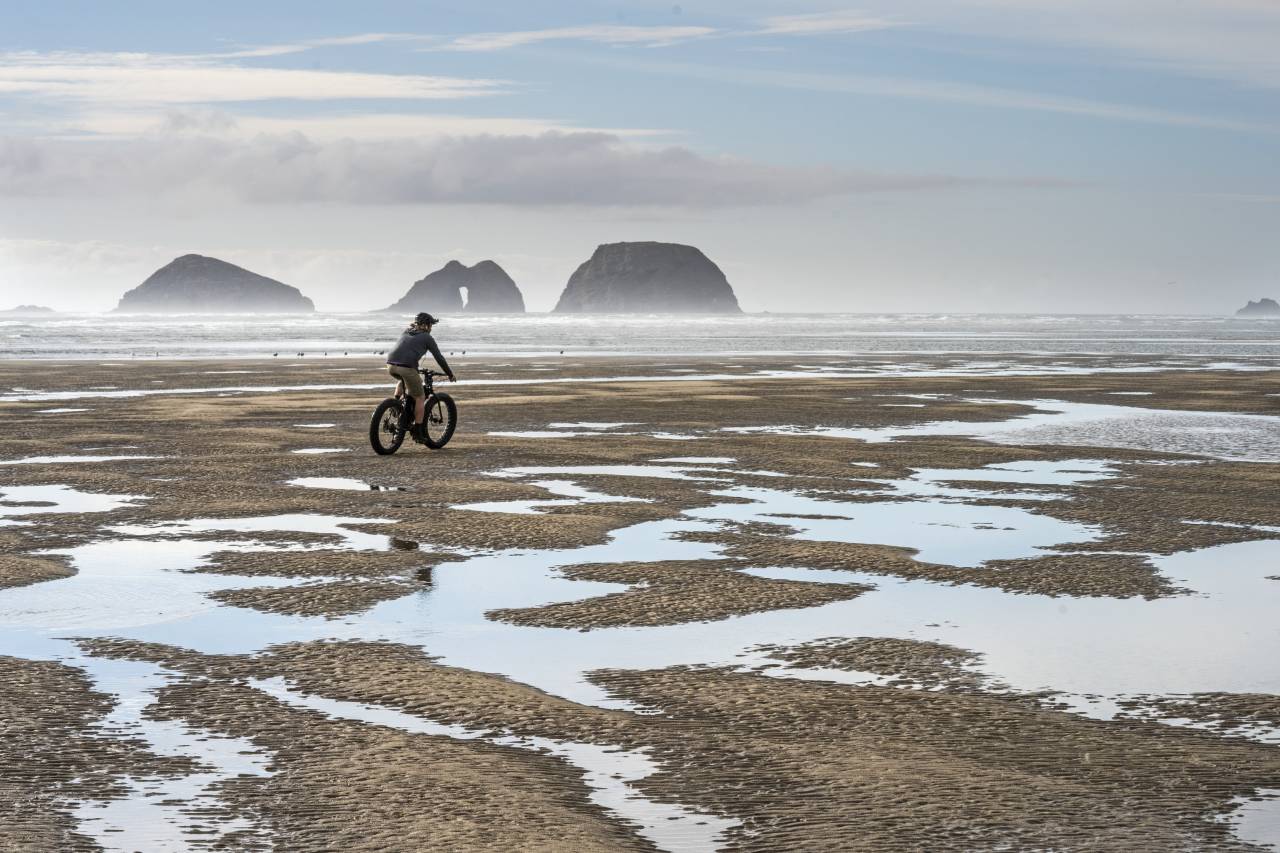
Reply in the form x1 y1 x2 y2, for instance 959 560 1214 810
1 0 1278 312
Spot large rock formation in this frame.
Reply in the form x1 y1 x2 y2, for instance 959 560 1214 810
1236 298 1280 317
384 260 524 314
116 255 314 313
553 242 741 313
0 305 55 316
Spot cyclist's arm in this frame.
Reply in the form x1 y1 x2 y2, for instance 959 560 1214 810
424 335 455 379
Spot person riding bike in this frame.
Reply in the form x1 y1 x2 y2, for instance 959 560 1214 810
386 312 456 443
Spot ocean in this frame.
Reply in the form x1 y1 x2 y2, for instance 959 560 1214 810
2 312 1278 360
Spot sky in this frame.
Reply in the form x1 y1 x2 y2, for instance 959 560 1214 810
1 0 1278 313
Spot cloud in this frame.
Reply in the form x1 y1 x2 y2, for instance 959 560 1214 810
588 55 1280 134
429 15 899 52
778 70 1276 132
435 25 717 52
211 33 428 59
754 11 900 36
286 7 1280 91
0 131 1055 207
60 108 667 142
160 17 893 60
0 50 505 104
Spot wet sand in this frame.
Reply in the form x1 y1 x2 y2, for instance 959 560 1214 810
0 654 191 852
1 354 1279 850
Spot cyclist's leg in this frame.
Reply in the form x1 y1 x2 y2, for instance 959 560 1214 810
387 366 404 398
390 366 427 426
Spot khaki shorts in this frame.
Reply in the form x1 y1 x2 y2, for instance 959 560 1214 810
388 364 425 399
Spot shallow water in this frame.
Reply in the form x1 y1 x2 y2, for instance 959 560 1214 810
456 479 646 515
1222 789 1280 850
11 502 1271 718
868 458 1118 502
492 464 729 482
0 454 160 465
689 485 1101 567
71 657 272 851
727 399 1280 462
2 447 1279 848
0 484 141 516
488 422 703 442
0 506 731 850
547 421 638 430
9 462 1273 707
287 476 406 492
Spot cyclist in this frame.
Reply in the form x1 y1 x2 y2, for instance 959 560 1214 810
386 312 456 443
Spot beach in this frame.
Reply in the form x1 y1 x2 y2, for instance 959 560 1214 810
8 0 1280 843
2 352 1279 851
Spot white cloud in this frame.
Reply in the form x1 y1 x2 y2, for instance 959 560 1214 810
436 25 717 52
590 55 1280 134
183 7 1280 91
430 16 901 52
0 130 1050 207
0 50 505 105
212 33 427 59
60 108 667 142
781 70 1276 132
755 11 899 36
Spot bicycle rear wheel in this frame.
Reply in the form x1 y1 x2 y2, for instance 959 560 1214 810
423 393 457 449
369 398 407 455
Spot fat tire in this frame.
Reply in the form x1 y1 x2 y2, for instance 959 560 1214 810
423 393 458 449
369 397 406 455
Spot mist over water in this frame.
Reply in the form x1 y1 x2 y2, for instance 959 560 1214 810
2 313 1278 360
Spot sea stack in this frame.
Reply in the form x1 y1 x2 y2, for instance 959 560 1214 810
553 242 741 313
1236 298 1280 317
0 305 56 316
384 260 524 313
116 255 314 313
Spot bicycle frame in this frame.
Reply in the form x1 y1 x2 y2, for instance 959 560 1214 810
394 370 444 428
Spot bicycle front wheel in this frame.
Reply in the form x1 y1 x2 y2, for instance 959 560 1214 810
423 393 457 449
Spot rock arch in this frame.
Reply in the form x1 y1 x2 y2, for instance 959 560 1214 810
384 260 524 314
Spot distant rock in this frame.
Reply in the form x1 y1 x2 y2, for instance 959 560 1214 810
0 305 56 316
384 260 524 314
553 242 741 313
1236 298 1280 317
116 255 315 313
387 261 467 314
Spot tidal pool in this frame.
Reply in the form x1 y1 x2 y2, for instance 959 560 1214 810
726 399 1280 462
2 456 1278 851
